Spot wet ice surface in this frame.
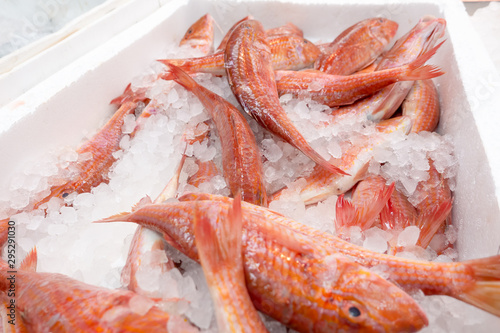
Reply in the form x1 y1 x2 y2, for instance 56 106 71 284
0 41 493 332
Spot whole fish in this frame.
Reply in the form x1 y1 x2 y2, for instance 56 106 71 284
167 63 267 206
225 19 347 176
402 79 440 133
177 193 500 319
334 16 446 122
97 199 428 333
1 101 137 223
179 13 215 55
0 250 198 332
275 41 444 107
315 18 398 75
194 195 268 332
270 116 412 205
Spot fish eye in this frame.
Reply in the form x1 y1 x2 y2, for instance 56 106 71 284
188 28 193 34
348 306 361 317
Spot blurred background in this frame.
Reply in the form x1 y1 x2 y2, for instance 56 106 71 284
0 0 498 73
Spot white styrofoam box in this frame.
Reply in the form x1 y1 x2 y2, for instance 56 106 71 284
0 0 499 328
0 0 169 107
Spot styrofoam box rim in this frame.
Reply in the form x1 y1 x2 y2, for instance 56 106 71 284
1 0 500 282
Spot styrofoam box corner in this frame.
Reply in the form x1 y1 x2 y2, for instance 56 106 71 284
1 0 500 328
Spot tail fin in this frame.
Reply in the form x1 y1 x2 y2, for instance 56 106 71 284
455 255 500 317
165 63 199 92
415 199 453 248
154 151 187 204
194 194 243 278
305 147 350 176
110 83 149 105
403 41 445 80
336 183 395 231
20 247 37 272
94 211 132 223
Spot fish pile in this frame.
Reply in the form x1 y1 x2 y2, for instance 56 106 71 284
1 11 500 333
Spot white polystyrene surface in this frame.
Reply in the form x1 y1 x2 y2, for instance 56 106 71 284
0 0 162 107
0 0 500 329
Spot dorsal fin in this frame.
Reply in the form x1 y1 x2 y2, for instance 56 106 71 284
132 196 153 211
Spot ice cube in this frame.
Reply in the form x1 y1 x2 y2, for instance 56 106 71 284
397 226 420 247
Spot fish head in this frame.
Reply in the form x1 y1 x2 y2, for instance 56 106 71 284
379 16 446 68
369 18 399 46
179 13 215 52
299 38 322 66
325 259 428 332
180 14 214 43
32 181 75 210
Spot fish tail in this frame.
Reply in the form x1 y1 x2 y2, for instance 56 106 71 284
415 199 453 248
306 148 350 176
403 40 445 80
335 194 356 231
336 183 394 230
20 247 38 272
110 83 148 105
455 255 500 317
154 153 187 204
194 194 243 277
94 211 132 223
165 63 200 91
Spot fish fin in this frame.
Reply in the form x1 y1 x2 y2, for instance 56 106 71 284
336 183 394 231
194 194 243 277
415 199 453 248
94 211 132 223
20 247 37 272
131 196 153 212
110 83 148 105
0 218 9 254
165 63 200 91
380 198 414 230
335 194 356 230
307 148 350 176
357 183 395 230
403 41 445 80
455 255 500 317
154 152 187 204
